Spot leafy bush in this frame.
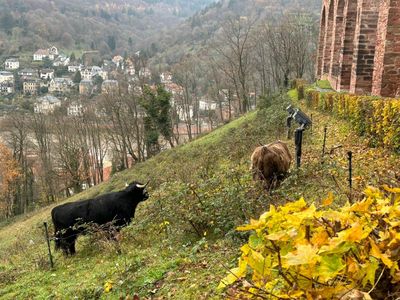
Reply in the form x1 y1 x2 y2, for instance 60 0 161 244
316 80 333 90
219 186 400 299
152 163 267 239
291 79 307 90
305 90 400 153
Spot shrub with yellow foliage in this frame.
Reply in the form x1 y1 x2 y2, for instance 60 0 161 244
219 186 400 299
304 90 400 153
0 143 20 218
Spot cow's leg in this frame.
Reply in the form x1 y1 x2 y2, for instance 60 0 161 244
65 231 77 255
58 229 77 256
54 230 61 251
60 238 70 256
68 239 76 255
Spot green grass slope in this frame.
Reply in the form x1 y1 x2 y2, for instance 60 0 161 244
0 93 399 299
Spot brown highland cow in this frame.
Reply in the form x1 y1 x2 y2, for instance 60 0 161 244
250 141 292 189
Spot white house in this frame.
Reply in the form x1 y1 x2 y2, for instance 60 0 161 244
160 72 173 84
33 49 50 61
125 66 136 76
34 95 61 114
53 55 70 67
4 58 19 70
49 78 74 93
91 66 108 80
81 67 92 80
40 69 55 80
23 79 40 95
199 100 217 111
81 66 108 81
175 105 194 121
18 69 37 77
0 71 14 83
33 46 58 61
139 67 151 78
67 101 83 116
0 82 14 94
68 65 83 73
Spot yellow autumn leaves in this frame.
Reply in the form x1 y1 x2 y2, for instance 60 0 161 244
304 89 400 152
219 186 400 299
0 143 21 216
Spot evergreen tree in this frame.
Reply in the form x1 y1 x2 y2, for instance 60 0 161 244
140 85 174 155
42 57 53 68
107 35 116 52
73 71 82 84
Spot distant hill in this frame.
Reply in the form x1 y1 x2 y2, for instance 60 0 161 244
0 0 217 58
146 0 322 66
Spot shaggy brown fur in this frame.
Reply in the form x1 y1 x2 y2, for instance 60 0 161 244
250 141 292 189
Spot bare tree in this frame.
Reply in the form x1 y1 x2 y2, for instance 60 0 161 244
290 13 317 79
0 113 34 215
172 56 203 141
213 15 256 113
52 114 86 194
30 113 57 203
258 13 317 89
82 104 109 185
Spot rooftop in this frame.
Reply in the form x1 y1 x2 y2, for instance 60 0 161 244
37 95 60 103
34 49 50 55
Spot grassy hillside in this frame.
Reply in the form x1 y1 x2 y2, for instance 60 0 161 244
0 92 399 299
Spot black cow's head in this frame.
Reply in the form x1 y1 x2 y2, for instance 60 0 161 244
125 181 149 201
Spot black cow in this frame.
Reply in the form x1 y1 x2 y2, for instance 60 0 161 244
51 181 149 255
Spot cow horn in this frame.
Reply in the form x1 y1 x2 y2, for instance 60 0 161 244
125 182 129 187
136 181 150 189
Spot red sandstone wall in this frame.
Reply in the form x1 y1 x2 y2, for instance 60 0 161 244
317 6 328 76
350 0 380 94
379 0 400 97
323 2 336 74
316 0 400 97
372 0 390 96
339 0 358 91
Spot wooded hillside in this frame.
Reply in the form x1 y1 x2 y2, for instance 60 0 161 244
0 0 216 57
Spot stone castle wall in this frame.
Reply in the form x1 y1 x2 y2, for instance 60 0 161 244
316 0 400 97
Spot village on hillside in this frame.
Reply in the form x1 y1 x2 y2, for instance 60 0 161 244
0 46 248 194
0 46 239 128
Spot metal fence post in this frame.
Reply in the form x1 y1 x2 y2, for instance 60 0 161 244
295 127 304 168
322 126 327 158
348 151 353 203
43 222 54 269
